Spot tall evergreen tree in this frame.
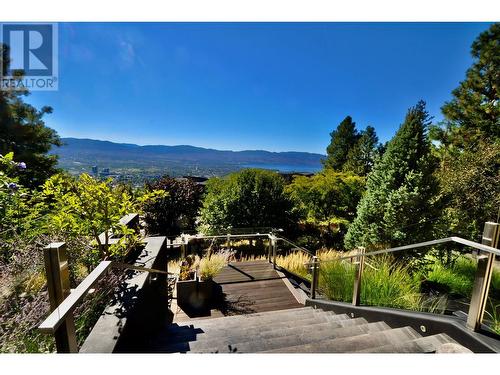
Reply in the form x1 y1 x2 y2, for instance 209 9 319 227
345 101 439 250
432 23 499 151
0 44 61 188
430 23 500 241
323 116 359 170
343 126 380 176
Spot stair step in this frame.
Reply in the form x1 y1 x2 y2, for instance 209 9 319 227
191 321 391 353
164 314 343 342
263 326 421 353
356 333 460 353
165 313 350 338
169 306 310 327
169 316 371 346
168 309 341 331
223 289 299 301
222 295 301 308
175 306 312 325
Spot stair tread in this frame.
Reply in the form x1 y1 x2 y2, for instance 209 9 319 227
262 326 422 353
190 321 391 353
167 310 350 337
169 309 343 331
165 316 371 346
171 306 310 326
356 333 460 353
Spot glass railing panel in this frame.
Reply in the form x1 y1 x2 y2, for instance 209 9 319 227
483 262 500 336
275 239 312 281
316 254 356 304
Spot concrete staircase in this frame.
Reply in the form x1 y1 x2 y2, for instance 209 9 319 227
158 306 466 353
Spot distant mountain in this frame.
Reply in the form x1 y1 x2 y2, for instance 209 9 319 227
52 138 324 177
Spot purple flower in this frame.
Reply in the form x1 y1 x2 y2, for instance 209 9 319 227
17 162 27 170
7 182 18 191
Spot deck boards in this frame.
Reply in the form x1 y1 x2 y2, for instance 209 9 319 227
213 260 302 315
173 260 302 322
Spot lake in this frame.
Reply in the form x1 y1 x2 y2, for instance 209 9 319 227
240 163 322 173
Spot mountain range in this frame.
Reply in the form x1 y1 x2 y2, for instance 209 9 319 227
52 138 325 178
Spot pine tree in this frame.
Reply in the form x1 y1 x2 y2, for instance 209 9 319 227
0 44 61 188
434 23 500 150
430 23 500 241
344 101 439 250
343 126 380 176
323 116 359 170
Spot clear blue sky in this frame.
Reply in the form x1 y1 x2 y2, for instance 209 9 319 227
27 22 491 154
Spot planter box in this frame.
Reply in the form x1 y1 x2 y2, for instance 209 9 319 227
197 279 214 306
176 277 198 309
176 277 222 313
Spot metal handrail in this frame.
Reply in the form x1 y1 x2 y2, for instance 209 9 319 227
305 236 500 266
277 236 314 256
186 233 270 241
305 225 500 333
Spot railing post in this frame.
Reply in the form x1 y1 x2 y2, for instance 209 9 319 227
181 234 188 258
267 236 272 263
352 248 365 306
272 237 277 268
310 256 319 299
43 242 78 353
467 222 499 331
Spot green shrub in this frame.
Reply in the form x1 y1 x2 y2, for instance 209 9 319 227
424 255 500 301
198 169 294 235
425 255 499 297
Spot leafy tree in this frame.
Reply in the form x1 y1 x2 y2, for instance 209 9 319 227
198 169 293 234
287 170 365 226
343 126 380 176
0 44 61 188
323 116 359 170
434 142 500 241
142 176 204 236
286 170 365 248
345 101 440 250
42 173 162 261
432 23 499 151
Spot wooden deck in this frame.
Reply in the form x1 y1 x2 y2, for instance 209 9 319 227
173 260 303 322
215 260 303 314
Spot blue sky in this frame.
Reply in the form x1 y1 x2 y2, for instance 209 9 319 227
27 22 490 154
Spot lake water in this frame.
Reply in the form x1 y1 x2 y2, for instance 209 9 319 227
241 163 322 173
